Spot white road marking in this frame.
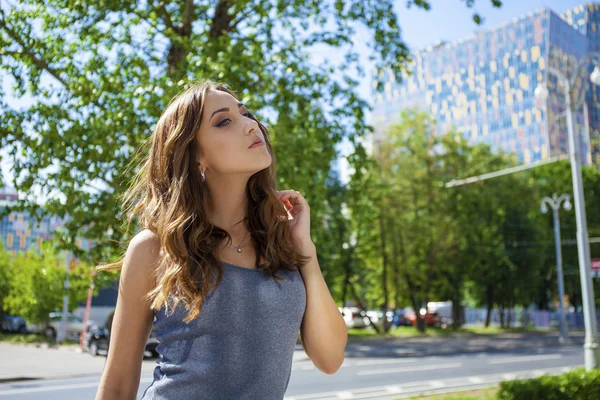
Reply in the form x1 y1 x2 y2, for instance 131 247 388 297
354 358 418 366
284 366 580 400
336 391 354 399
358 362 462 376
488 354 562 364
384 385 402 393
284 366 581 400
468 377 484 384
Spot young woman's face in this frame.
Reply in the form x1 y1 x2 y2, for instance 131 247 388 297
196 89 272 177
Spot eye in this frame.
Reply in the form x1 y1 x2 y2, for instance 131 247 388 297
215 112 255 128
216 118 231 127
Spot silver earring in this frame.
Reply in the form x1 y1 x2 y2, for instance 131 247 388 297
201 170 206 182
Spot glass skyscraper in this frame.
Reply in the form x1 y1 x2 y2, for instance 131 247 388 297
372 3 600 166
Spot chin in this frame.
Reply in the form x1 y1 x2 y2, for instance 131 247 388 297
249 161 271 176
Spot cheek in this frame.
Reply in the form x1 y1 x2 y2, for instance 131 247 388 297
206 138 247 170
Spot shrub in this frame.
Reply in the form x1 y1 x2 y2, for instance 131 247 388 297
497 368 600 400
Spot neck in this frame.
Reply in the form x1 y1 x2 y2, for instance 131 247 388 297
204 173 250 237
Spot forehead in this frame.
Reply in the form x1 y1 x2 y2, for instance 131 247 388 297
203 89 239 112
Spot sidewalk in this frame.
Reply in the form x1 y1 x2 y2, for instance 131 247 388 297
0 331 582 383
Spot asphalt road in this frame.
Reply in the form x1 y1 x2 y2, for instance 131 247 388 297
0 345 584 399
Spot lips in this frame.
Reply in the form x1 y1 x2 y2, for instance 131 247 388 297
249 138 264 148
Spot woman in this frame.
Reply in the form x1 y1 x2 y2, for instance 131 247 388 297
95 80 347 400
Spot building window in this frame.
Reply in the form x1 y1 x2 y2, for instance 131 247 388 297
7 233 13 248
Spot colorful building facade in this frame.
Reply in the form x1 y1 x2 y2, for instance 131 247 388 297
372 4 600 166
0 186 93 258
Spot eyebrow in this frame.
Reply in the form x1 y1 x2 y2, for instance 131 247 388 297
210 102 245 121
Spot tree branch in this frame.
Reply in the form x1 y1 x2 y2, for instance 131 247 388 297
0 17 70 89
209 0 235 38
158 3 175 31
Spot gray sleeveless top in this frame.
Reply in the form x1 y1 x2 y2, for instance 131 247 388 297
141 261 307 400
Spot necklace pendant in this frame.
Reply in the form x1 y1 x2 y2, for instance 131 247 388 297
236 247 242 253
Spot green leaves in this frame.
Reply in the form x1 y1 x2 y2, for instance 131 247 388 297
0 242 90 324
1 1 407 265
346 107 563 326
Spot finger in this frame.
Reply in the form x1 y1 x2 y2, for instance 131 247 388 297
277 190 304 203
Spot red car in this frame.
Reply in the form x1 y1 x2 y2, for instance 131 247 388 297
403 310 447 328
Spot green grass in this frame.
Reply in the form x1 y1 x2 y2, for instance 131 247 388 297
348 325 552 340
401 387 497 399
0 332 79 346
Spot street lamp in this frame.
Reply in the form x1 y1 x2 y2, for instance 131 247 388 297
541 193 572 344
534 54 600 370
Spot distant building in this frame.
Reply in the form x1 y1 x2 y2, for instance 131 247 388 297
372 3 600 166
0 186 78 255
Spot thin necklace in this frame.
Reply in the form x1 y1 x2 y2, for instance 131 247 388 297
229 231 250 253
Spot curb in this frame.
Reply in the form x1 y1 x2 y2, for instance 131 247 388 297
343 340 584 359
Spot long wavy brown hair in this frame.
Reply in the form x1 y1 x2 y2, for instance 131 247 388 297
97 80 311 323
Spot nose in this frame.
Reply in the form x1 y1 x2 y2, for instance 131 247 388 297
245 117 259 135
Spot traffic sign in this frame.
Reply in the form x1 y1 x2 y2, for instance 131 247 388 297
593 259 600 279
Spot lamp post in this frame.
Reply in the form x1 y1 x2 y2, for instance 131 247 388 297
541 193 572 344
535 55 600 370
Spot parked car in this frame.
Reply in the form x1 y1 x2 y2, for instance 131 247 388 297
403 309 448 328
27 312 98 339
83 326 160 358
338 307 369 329
392 309 413 327
1 315 28 334
365 310 395 328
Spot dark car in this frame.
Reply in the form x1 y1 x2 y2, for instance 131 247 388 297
1 315 28 334
83 326 160 358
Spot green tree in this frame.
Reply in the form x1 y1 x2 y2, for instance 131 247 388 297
1 243 89 324
0 0 502 265
530 160 600 310
352 108 547 332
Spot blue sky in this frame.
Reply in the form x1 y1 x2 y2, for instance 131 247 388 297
396 0 584 50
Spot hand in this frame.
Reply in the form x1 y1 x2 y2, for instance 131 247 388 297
276 189 315 256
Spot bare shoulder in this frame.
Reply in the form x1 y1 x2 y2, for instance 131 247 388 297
129 228 161 253
121 229 161 288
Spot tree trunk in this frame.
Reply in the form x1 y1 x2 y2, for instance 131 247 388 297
485 285 494 328
348 280 380 334
390 224 402 315
452 295 463 330
378 207 391 333
396 225 425 333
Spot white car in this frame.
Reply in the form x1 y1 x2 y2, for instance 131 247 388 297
338 307 369 329
365 310 395 328
28 312 98 339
